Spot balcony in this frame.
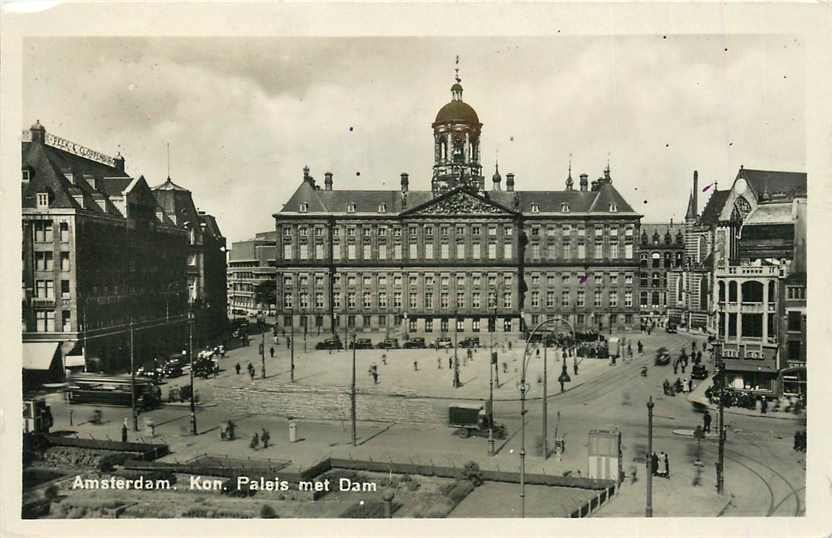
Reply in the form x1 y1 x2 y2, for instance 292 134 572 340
716 265 780 278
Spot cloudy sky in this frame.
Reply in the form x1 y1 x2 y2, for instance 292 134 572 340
23 36 804 243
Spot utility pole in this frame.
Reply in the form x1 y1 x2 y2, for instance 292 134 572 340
646 395 654 517
129 317 138 431
260 313 266 379
542 345 548 460
290 314 295 383
189 311 197 435
351 333 357 446
489 349 495 456
453 314 460 388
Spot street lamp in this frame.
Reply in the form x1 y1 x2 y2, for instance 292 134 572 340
188 310 198 435
350 331 357 446
646 395 654 517
287 307 295 383
257 311 266 379
519 316 575 518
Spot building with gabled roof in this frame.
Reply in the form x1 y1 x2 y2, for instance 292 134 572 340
272 78 644 339
21 121 190 385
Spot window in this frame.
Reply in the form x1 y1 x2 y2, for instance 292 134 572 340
283 292 293 309
424 275 434 287
62 311 71 332
61 280 70 298
300 245 309 259
393 292 402 308
315 292 325 308
625 290 633 307
441 244 449 259
531 244 539 259
456 225 465 236
489 275 498 287
378 203 387 213
424 225 434 239
425 243 434 259
503 318 512 332
472 275 481 287
424 292 433 309
640 272 649 287
334 293 342 309
651 291 660 306
347 202 356 213
409 292 418 309
531 291 540 307
35 280 54 299
440 293 449 308
472 243 481 259
284 275 294 286
609 203 618 212
299 202 309 213
561 202 569 213
316 244 325 259
625 243 633 259
409 244 418 259
788 311 802 332
440 318 449 332
787 286 806 300
456 275 465 288
505 225 513 237
456 242 465 259
640 291 648 306
577 241 586 258
562 274 571 285
530 274 540 287
488 242 496 259
788 340 801 362
284 227 293 238
348 292 357 308
503 292 512 308
299 227 308 238
425 318 434 332
441 226 449 238
488 292 497 308
456 318 464 332
741 313 763 337
332 243 341 259
472 292 481 308
409 226 418 240
546 291 555 307
300 293 310 309
562 239 571 260
37 192 49 208
488 225 497 237
609 242 619 259
562 290 570 306
35 251 53 271
472 225 481 236
347 245 356 260
441 275 450 287
59 222 69 242
34 221 53 242
363 292 372 308
36 311 55 332
378 244 387 260
283 244 293 260
530 203 540 213
609 291 618 307
594 289 602 307
609 273 618 285
456 292 465 308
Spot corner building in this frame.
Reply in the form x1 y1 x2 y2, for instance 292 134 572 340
274 80 643 337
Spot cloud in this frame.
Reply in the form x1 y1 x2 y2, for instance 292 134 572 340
23 35 805 239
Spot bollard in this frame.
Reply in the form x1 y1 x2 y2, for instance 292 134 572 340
289 420 297 443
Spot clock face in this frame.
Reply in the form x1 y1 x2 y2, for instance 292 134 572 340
735 177 748 195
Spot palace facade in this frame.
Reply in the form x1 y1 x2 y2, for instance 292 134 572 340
273 79 644 338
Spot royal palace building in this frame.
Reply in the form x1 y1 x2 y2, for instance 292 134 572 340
273 78 643 338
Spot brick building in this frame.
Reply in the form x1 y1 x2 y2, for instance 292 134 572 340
637 222 686 324
21 122 189 383
272 78 643 339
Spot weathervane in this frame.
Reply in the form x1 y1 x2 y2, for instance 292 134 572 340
455 55 461 83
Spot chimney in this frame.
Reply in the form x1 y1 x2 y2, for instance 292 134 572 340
400 173 409 193
30 120 46 144
579 173 589 192
506 173 515 192
113 152 125 173
324 172 333 191
693 170 698 217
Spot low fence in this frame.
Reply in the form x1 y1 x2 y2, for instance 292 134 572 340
38 434 169 460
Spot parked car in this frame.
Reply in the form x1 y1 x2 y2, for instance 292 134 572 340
666 323 678 334
403 337 426 349
163 363 185 378
315 337 344 351
435 337 453 349
349 338 374 350
459 337 480 349
691 364 709 380
377 338 400 350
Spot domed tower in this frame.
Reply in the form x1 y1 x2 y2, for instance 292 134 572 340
431 65 483 195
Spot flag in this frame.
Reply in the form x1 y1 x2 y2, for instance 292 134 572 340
579 275 588 285
702 183 713 192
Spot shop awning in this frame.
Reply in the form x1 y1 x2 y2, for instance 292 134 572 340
22 342 59 371
65 354 86 368
723 362 778 374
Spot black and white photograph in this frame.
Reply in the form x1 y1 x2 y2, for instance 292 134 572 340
3 3 831 537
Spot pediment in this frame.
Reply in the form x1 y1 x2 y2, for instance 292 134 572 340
404 188 515 217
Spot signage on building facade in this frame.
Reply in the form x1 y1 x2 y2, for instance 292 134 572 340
45 132 116 167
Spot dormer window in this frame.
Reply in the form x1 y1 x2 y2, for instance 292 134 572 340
378 203 387 213
530 203 540 213
23 169 31 182
347 202 357 213
561 202 570 213
609 203 618 212
299 202 309 213
36 192 49 209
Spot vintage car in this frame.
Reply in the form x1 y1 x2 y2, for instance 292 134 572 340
448 403 506 439
435 337 453 349
376 338 400 350
349 338 374 350
315 337 344 350
402 337 427 349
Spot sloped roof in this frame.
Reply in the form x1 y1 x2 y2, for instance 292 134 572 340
742 203 793 226
699 190 729 225
153 177 190 192
98 177 134 196
198 212 224 241
738 168 806 201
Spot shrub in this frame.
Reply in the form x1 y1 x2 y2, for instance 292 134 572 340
459 461 483 486
43 484 60 501
259 504 279 519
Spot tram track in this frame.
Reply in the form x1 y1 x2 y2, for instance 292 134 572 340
724 447 803 516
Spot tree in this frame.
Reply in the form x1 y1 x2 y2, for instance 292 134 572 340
254 279 276 309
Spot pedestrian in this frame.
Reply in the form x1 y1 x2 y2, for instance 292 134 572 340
662 452 670 479
437 357 442 369
761 395 768 414
703 410 712 434
269 347 275 358
656 451 667 478
249 368 255 382
121 418 129 442
382 354 387 365
673 361 678 375
650 452 659 476
681 361 686 374
261 428 271 448
413 360 419 371
235 362 241 375
637 340 643 354
449 357 453 369
688 378 694 392
692 341 697 352
681 377 689 393
793 430 801 451
250 432 260 450
573 359 578 376
372 370 379 384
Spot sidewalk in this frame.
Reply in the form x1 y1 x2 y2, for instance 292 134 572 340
686 378 803 421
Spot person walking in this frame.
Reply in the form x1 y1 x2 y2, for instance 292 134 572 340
703 410 712 434
121 418 129 442
573 358 579 377
650 452 659 476
372 368 379 385
662 452 670 479
681 377 689 393
269 346 275 358
437 357 442 369
761 395 768 414
448 357 453 369
381 354 387 366
673 360 679 376
637 340 643 354
250 432 260 450
656 451 667 478
261 428 271 448
413 360 419 371
235 362 241 375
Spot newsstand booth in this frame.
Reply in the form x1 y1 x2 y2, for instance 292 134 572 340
588 428 622 484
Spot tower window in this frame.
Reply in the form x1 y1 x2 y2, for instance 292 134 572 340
299 202 309 213
561 202 570 213
609 203 618 212
347 202 356 213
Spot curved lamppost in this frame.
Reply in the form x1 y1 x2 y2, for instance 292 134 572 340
519 315 575 518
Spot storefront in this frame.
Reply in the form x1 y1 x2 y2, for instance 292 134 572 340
779 366 807 397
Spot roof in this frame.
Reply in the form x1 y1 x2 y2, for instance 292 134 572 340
198 213 224 241
278 177 640 217
153 177 190 192
699 190 730 225
742 203 793 226
434 99 480 125
685 191 697 220
737 168 807 201
97 177 134 196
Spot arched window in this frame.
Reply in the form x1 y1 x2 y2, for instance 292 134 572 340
699 276 709 308
741 281 763 303
718 281 725 302
768 281 775 303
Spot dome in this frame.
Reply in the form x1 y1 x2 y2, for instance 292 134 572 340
434 100 480 125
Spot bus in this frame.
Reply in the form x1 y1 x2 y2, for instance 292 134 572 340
66 373 161 410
